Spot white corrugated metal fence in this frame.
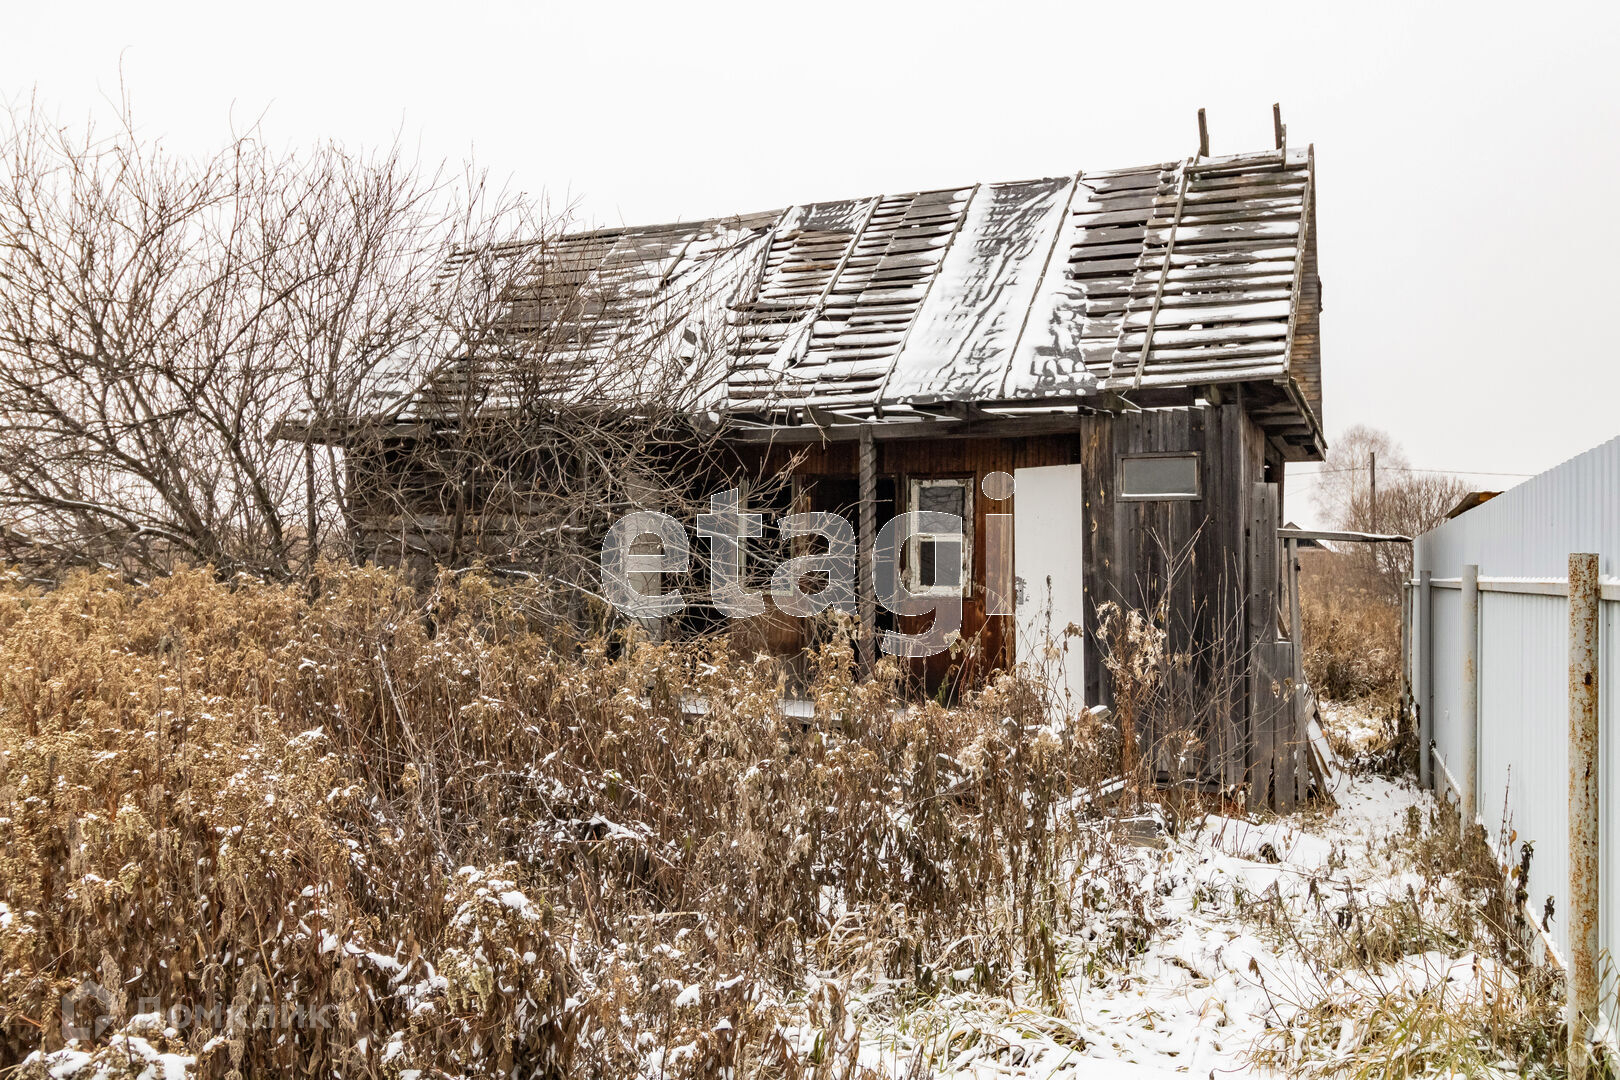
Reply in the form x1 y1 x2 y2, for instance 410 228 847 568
1409 435 1620 982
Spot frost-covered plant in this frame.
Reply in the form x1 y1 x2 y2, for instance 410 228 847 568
1095 600 1166 794
0 565 1117 1077
1248 796 1567 1078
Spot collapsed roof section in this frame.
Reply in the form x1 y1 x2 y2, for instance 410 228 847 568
370 146 1324 460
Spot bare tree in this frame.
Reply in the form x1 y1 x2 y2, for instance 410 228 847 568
0 95 787 638
1312 424 1469 603
0 97 528 580
1310 423 1405 529
324 197 797 634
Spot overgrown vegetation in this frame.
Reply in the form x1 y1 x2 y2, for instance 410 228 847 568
0 99 755 598
1300 549 1402 707
1250 798 1569 1078
0 565 1123 1077
1301 424 1471 714
0 567 1587 1078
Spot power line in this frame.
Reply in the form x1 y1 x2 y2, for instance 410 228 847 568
1288 465 1535 478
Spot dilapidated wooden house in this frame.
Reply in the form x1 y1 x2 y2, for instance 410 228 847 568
312 142 1326 807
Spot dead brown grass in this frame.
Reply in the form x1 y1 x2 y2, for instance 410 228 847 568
0 565 1120 1077
1249 799 1568 1079
1299 550 1402 708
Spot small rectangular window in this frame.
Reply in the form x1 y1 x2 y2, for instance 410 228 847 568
906 478 972 596
1119 453 1200 500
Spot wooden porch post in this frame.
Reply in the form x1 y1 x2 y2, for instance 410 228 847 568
858 425 876 673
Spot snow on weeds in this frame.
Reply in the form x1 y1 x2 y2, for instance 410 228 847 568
0 570 1565 1077
807 749 1566 1078
0 566 1109 1077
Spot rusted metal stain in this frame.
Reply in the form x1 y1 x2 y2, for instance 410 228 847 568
1460 564 1479 827
1568 552 1601 1070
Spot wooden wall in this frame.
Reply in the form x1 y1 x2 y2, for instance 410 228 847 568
741 404 1283 793
746 434 1079 694
1076 405 1274 785
350 404 1289 793
740 403 1281 789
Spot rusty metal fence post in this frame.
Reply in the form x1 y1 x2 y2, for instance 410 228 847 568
1460 563 1479 826
1568 552 1601 1073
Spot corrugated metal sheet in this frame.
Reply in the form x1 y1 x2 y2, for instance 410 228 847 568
884 177 1075 404
1417 436 1620 579
1412 433 1620 976
1429 587 1464 782
1476 591 1570 958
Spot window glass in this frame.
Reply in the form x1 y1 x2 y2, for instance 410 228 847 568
907 478 971 596
917 483 964 518
917 537 962 590
1120 454 1200 499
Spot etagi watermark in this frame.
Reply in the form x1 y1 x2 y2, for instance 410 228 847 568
600 480 1016 659
62 980 339 1042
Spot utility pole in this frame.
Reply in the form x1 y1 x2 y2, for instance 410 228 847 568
1369 451 1378 533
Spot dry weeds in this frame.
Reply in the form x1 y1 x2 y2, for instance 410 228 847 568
0 565 1122 1078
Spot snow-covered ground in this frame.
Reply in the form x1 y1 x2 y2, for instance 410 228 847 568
784 733 1537 1079
1317 700 1392 760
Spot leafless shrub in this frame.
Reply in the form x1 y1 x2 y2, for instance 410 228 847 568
333 208 795 616
1311 425 1470 599
1299 550 1401 708
0 96 525 581
1096 600 1163 795
1094 532 1252 812
1304 426 1470 707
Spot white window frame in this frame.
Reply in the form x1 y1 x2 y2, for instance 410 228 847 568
905 477 973 597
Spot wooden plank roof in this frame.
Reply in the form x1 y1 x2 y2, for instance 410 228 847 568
371 145 1324 457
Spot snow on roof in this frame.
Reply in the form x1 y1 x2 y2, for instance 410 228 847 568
372 146 1320 434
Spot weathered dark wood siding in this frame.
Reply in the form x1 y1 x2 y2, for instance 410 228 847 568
743 434 1079 693
735 404 1280 773
351 404 1289 792
1076 404 1272 785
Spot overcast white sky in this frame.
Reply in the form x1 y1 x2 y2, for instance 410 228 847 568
5 0 1617 527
